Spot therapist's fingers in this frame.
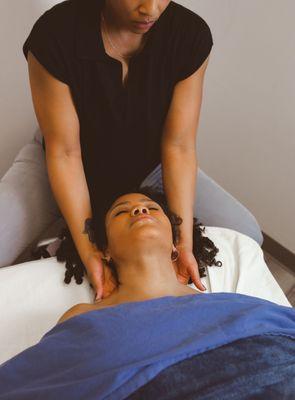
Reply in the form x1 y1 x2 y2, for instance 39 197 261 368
95 266 117 302
190 261 207 291
83 251 105 301
85 252 118 302
175 248 206 292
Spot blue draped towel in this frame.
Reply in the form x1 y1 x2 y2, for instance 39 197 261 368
0 292 294 399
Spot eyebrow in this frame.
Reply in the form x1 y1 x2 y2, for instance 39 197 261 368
109 199 156 213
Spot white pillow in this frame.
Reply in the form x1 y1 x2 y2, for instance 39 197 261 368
0 226 291 365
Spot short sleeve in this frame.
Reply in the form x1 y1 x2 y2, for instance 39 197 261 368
22 11 69 85
174 19 214 83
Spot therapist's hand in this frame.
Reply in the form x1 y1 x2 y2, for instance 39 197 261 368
173 245 206 292
83 250 116 302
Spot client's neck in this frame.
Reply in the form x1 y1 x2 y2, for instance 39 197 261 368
105 248 197 305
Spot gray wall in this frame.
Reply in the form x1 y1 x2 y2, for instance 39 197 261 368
1 0 294 252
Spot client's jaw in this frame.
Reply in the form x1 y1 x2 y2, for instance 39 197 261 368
99 193 197 306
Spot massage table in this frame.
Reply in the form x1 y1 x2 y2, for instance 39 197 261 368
0 225 291 366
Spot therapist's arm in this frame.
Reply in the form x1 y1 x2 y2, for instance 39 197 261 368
161 56 210 251
161 148 197 251
27 51 98 266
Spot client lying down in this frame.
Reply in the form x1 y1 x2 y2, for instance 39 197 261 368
0 186 294 400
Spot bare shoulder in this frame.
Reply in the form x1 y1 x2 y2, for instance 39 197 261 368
56 303 95 325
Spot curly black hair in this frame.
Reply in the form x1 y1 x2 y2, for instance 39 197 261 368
32 185 223 287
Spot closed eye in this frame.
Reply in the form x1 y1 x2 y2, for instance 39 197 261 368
115 207 159 217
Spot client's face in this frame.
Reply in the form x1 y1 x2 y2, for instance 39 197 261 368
98 192 186 301
104 193 176 261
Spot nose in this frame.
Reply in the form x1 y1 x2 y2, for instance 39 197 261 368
138 0 158 19
131 205 150 216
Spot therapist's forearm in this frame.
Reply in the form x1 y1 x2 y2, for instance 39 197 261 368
161 146 197 251
46 152 97 263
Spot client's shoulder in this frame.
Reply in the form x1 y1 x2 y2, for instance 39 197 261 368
57 302 95 325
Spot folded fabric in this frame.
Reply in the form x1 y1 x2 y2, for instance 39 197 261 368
0 292 294 400
127 334 295 399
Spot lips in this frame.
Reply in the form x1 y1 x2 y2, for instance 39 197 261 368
136 19 156 24
133 20 156 29
131 215 155 225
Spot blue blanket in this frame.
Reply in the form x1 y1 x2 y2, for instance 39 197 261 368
0 292 294 400
127 334 295 399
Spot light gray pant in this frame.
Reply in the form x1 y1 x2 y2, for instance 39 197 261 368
0 135 263 268
140 163 263 245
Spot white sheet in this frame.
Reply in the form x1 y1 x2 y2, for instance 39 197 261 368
0 226 291 365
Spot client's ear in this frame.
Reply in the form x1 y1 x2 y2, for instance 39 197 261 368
101 248 111 264
172 244 177 252
171 245 179 262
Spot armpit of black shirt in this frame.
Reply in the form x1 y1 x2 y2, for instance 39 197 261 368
22 0 214 210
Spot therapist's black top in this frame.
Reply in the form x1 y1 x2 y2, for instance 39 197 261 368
23 0 213 227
